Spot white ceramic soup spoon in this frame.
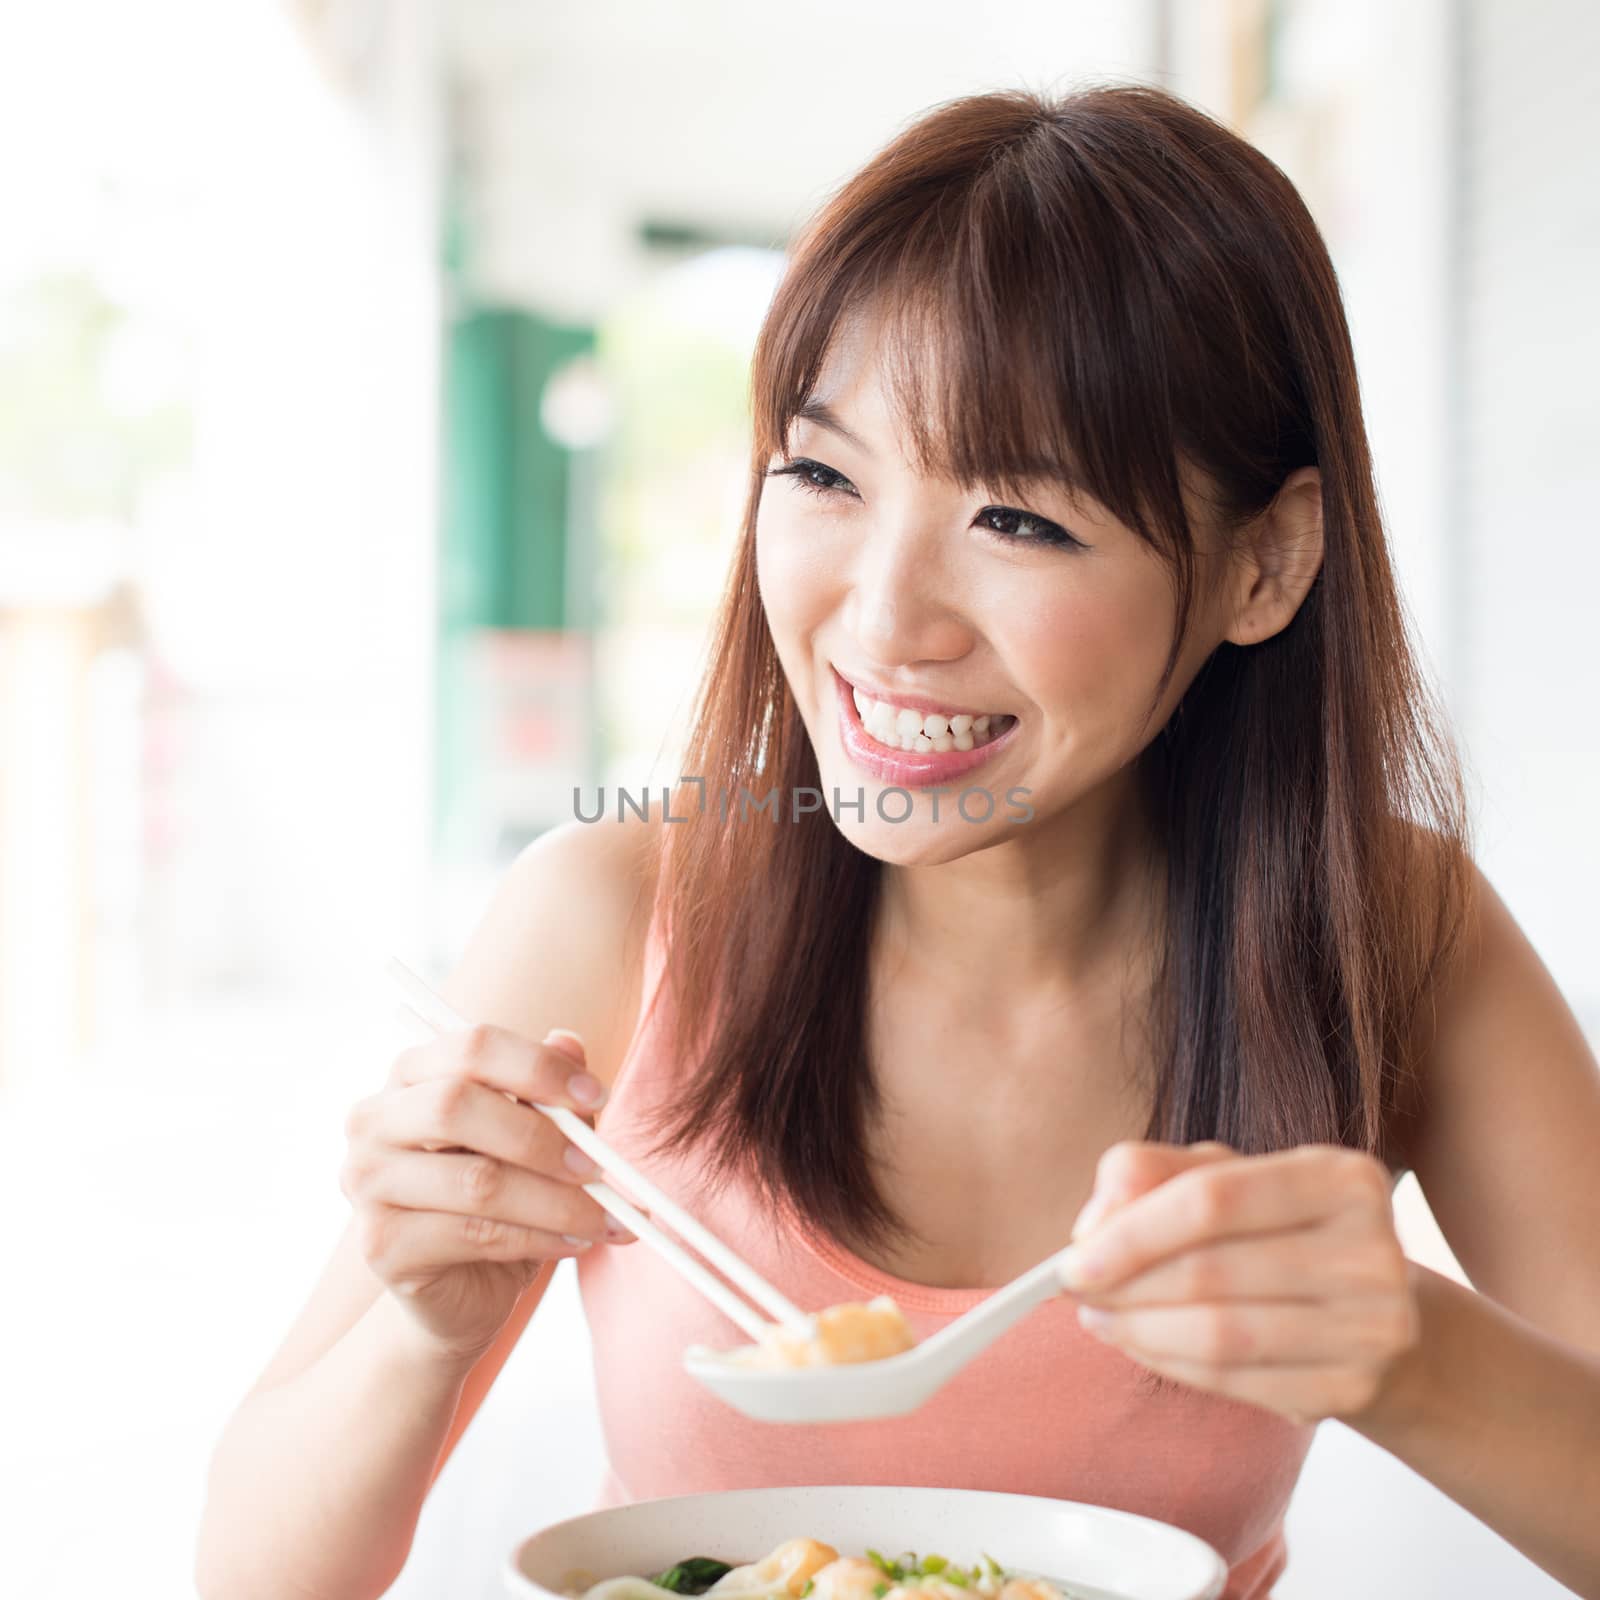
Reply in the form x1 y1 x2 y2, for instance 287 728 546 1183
682 1246 1081 1423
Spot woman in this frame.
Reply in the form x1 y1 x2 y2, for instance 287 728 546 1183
196 85 1600 1600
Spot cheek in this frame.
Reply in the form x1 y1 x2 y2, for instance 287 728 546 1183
756 506 836 639
1009 577 1175 722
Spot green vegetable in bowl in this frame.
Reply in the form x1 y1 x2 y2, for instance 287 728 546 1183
857 1549 1009 1591
650 1558 736 1594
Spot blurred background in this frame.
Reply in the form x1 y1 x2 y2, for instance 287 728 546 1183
1 1 1594 1596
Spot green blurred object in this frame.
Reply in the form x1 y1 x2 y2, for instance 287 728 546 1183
437 304 596 859
442 306 593 631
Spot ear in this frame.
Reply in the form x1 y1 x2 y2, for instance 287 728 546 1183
1223 465 1324 647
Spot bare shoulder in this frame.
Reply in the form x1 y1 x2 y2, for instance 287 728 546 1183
436 806 667 1093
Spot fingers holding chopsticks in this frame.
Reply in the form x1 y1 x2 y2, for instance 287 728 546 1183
341 1146 635 1248
350 1020 638 1243
371 1062 597 1182
383 961 810 1344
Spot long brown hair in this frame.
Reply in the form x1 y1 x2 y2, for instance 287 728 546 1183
631 82 1476 1256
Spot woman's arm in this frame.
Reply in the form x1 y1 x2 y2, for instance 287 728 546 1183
1353 859 1600 1595
1344 1261 1600 1598
195 811 662 1599
196 1265 553 1600
1064 857 1600 1594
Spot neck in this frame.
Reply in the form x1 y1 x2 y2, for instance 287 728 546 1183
875 765 1167 1008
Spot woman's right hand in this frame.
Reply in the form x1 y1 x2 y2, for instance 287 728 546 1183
340 1022 638 1364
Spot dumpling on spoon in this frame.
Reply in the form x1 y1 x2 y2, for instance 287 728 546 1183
726 1296 917 1369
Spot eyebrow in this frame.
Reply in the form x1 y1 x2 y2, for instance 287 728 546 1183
793 398 874 457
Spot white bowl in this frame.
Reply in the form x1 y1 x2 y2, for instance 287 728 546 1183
504 1485 1228 1600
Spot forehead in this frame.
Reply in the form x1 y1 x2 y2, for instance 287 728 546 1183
796 307 909 428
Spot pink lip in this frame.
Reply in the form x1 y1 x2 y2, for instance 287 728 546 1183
830 665 1020 791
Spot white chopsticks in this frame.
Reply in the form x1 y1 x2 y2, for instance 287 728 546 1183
383 957 814 1345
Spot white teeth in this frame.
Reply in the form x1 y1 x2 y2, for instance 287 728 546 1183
846 684 1013 754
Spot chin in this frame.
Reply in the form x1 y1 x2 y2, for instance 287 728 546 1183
811 772 1014 865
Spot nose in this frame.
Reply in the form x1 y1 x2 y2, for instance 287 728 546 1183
846 508 972 665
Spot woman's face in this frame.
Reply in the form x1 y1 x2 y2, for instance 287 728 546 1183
754 312 1236 866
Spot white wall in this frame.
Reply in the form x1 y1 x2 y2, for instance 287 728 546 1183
1451 0 1600 1040
132 0 443 1003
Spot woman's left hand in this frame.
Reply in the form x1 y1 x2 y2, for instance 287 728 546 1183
1059 1140 1421 1426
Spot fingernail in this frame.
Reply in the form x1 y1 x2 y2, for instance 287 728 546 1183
543 1028 587 1064
564 1145 601 1178
567 1072 606 1107
1056 1244 1110 1291
561 1235 593 1250
1071 1184 1119 1241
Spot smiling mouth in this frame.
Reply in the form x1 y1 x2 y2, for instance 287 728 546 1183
846 684 1017 754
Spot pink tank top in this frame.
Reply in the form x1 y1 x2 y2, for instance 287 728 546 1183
576 910 1314 1600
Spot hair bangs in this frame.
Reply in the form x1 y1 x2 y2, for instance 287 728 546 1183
753 129 1195 569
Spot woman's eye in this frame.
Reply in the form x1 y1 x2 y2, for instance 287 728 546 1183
976 506 1077 546
764 456 1084 550
766 458 857 500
